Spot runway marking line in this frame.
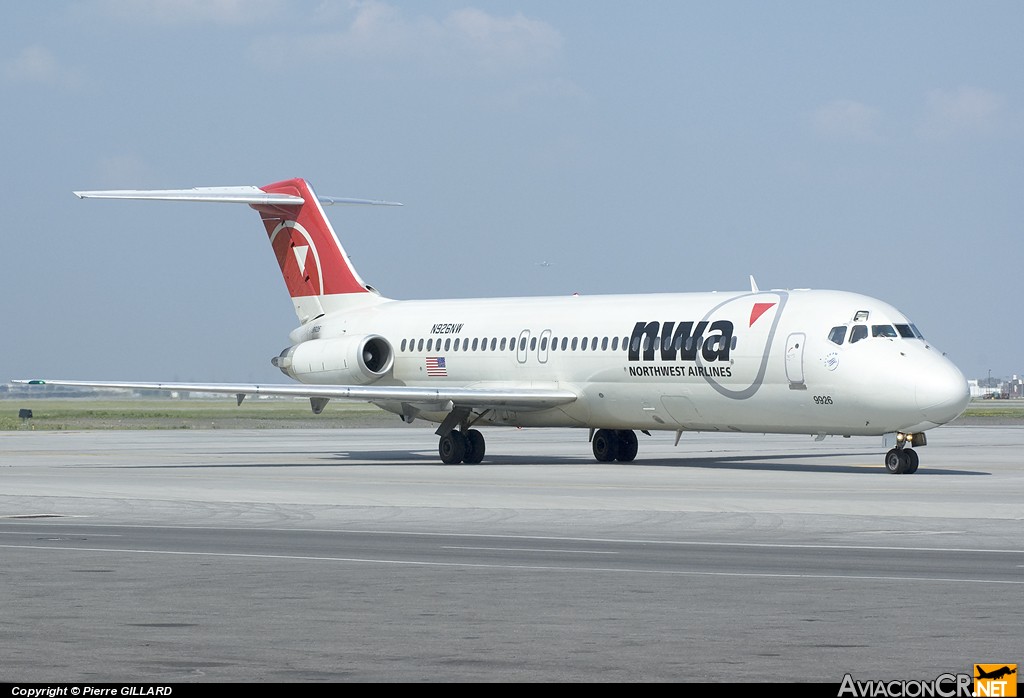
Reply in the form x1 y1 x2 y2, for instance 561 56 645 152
443 545 618 555
1 542 1021 586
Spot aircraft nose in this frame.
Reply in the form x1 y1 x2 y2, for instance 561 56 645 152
915 357 970 425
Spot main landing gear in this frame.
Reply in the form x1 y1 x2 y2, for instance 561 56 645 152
591 429 639 463
438 428 485 465
884 447 919 474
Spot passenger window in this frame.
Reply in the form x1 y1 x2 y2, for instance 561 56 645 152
561 337 568 351
445 338 451 351
849 325 868 343
401 339 407 352
472 338 479 351
541 337 548 351
417 339 424 352
453 339 459 351
611 337 619 351
602 337 609 351
872 325 897 338
490 338 496 350
581 337 589 351
571 337 578 350
519 337 527 351
828 326 847 345
500 337 507 351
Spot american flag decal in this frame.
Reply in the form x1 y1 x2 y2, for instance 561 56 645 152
426 356 447 377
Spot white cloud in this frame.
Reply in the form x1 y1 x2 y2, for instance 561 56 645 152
810 99 882 141
92 0 285 25
3 45 84 89
253 2 563 77
442 8 563 71
918 86 1005 140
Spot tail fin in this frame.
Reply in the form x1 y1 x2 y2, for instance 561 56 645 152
253 178 390 322
74 178 398 324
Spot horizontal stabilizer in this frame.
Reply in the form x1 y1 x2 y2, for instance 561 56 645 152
73 187 402 207
73 186 304 205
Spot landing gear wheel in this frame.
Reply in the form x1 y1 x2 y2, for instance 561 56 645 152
463 429 486 464
884 448 908 474
592 429 620 462
439 431 467 464
615 430 638 462
903 448 919 474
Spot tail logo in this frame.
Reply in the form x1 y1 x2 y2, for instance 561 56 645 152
293 245 310 275
269 220 324 297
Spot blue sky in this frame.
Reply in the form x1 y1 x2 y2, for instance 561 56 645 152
2 1 1021 384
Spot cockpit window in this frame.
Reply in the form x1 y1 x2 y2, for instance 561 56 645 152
910 324 925 339
842 322 925 344
828 326 847 345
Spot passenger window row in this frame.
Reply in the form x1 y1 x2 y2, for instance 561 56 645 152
401 335 631 353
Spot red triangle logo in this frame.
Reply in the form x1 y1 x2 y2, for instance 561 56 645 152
749 302 776 327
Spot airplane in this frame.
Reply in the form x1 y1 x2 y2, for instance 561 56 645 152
975 666 1017 681
17 177 970 472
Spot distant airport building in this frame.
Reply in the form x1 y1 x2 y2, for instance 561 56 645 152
968 376 1022 399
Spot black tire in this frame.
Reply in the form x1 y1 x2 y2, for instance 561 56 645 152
439 431 467 464
903 448 919 474
463 429 485 464
884 448 906 474
615 430 638 462
592 429 620 462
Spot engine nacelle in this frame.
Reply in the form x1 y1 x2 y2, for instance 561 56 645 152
272 335 393 385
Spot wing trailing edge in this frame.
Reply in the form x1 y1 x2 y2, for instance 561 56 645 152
13 379 578 412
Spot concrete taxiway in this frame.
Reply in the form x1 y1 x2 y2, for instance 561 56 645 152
1 425 1021 682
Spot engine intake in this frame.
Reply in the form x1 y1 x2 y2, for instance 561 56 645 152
272 335 393 385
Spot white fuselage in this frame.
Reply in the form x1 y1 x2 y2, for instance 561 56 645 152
284 288 969 437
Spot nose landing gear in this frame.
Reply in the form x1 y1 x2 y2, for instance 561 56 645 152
884 431 924 474
884 447 919 474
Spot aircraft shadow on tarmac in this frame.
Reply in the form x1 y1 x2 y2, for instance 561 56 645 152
108 450 984 475
319 450 986 475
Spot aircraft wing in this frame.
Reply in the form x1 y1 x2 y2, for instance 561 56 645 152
13 379 578 411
